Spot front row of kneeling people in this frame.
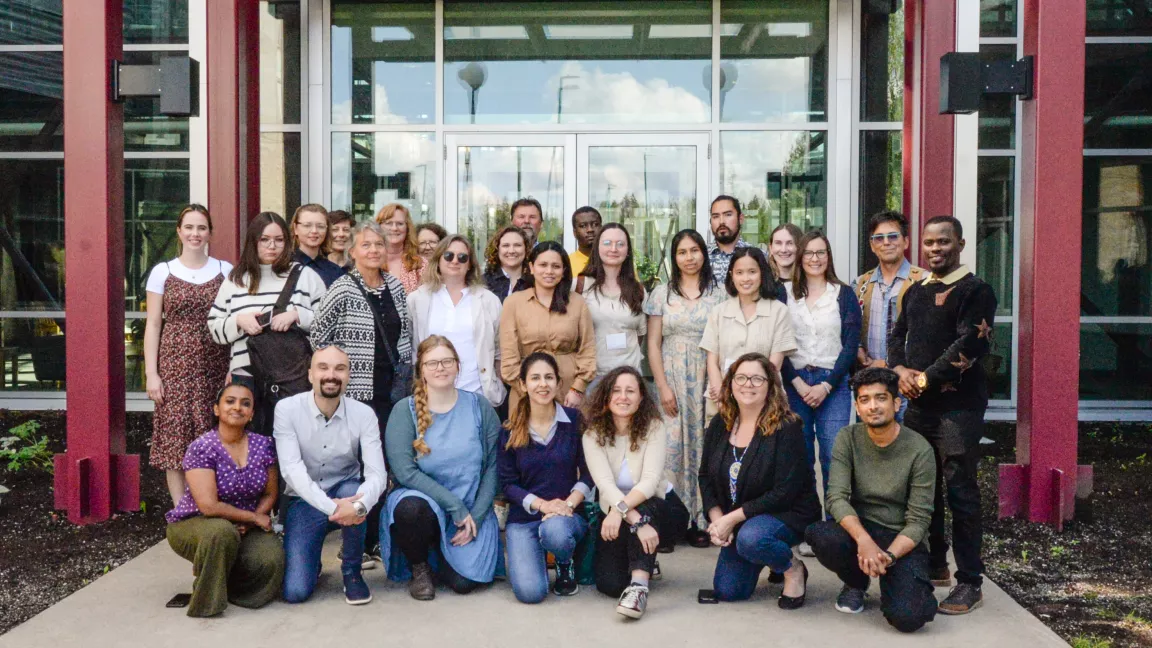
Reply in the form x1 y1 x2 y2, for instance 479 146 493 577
167 339 938 632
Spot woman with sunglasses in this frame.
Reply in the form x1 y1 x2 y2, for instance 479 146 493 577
408 235 506 408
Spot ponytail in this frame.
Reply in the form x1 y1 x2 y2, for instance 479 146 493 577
504 396 534 451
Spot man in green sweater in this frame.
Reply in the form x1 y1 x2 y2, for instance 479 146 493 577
805 367 939 633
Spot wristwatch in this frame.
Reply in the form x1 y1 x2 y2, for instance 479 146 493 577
614 500 630 516
915 372 929 390
885 550 897 562
565 500 576 511
352 500 368 517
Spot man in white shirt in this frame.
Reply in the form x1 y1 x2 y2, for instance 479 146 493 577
274 344 387 605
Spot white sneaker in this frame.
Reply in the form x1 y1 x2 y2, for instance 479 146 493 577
616 584 649 619
361 553 380 570
798 542 815 557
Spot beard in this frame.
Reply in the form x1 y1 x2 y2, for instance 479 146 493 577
713 227 738 245
319 380 343 398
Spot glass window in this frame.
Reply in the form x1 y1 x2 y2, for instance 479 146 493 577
1079 322 1152 400
978 45 1016 150
0 52 63 152
719 131 826 247
857 130 903 275
986 321 1013 400
1085 43 1152 149
979 0 1016 38
720 0 828 123
123 51 190 153
1081 157 1152 317
976 156 1014 317
0 160 65 311
260 0 302 125
331 132 437 223
0 1 62 45
0 317 65 391
125 159 190 312
123 0 188 45
859 1 903 123
443 0 711 125
1087 0 1152 37
331 1 435 125
261 133 302 218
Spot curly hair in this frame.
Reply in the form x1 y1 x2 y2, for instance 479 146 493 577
411 335 461 457
717 353 797 436
374 203 423 272
504 352 561 451
484 225 530 275
581 366 661 452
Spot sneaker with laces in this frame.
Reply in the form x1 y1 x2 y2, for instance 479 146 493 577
835 584 866 614
615 584 649 619
938 583 983 614
552 561 579 596
342 571 373 605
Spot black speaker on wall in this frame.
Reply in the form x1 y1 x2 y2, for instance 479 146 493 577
940 52 981 115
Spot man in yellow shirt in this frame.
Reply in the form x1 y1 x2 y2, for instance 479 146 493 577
569 206 602 277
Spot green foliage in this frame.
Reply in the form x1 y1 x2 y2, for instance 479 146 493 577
634 254 660 287
1050 545 1067 558
0 421 54 474
1071 636 1112 648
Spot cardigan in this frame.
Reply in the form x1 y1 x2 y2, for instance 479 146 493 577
699 414 820 536
407 284 506 407
497 405 594 526
309 268 413 402
483 268 530 304
207 262 326 374
781 283 862 390
582 419 668 514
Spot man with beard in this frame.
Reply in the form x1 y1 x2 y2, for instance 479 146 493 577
274 344 387 605
888 215 997 615
707 195 750 286
511 197 545 249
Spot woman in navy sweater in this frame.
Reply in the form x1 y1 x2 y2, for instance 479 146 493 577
498 352 593 603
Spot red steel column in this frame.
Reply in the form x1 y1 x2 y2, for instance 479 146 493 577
54 0 140 524
207 0 261 262
1000 0 1090 528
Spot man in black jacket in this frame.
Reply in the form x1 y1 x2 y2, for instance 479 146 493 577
888 215 997 615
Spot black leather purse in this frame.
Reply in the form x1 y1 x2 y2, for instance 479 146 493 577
247 265 313 432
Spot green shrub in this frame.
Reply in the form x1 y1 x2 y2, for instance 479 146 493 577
1 421 54 474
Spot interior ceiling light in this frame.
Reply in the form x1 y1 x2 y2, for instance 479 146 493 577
371 26 415 41
542 25 634 39
650 23 742 38
766 22 812 38
444 25 530 40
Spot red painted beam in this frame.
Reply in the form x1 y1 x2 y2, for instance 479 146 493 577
1005 0 1088 525
207 0 261 262
56 0 139 524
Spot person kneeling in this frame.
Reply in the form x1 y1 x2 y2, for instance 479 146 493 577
274 345 387 605
701 353 820 608
582 366 667 619
804 367 938 633
166 383 283 617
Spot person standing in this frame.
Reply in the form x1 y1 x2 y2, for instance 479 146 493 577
645 229 725 548
580 224 646 385
416 222 448 261
888 215 997 615
273 345 387 606
375 203 428 294
569 206 603 277
767 223 803 282
326 209 355 267
707 195 751 286
145 204 234 506
511 197 545 248
290 204 346 287
805 367 938 633
483 225 531 303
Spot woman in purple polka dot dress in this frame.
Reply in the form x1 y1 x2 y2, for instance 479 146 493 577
165 383 284 617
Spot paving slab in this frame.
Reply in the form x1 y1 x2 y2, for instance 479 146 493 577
0 536 1068 648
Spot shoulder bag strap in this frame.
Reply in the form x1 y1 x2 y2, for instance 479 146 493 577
351 278 400 368
273 265 304 315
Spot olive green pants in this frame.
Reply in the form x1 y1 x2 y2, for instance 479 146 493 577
166 517 284 617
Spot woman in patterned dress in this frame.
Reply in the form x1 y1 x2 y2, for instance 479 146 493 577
374 203 428 294
144 204 234 506
644 229 725 548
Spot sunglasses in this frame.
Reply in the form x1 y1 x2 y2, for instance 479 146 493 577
870 232 901 244
443 251 470 264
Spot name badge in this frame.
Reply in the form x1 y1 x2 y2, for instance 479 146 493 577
606 332 628 350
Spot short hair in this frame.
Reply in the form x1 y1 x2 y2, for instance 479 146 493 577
327 209 355 228
349 220 387 253
724 247 780 300
867 210 909 238
571 205 602 227
511 197 543 218
484 225 530 275
850 367 901 400
416 222 448 240
710 195 742 215
924 214 963 240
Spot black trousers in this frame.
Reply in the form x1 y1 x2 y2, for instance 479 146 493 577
904 406 985 586
390 496 484 594
805 520 937 633
653 490 690 549
594 499 662 598
363 396 396 554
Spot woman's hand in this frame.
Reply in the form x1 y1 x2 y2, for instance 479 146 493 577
451 514 478 546
636 523 660 554
708 514 738 546
563 389 584 408
251 512 272 532
706 383 719 402
538 499 573 517
601 509 622 541
269 310 299 332
236 312 264 336
146 372 164 405
234 522 250 535
803 382 830 408
658 384 679 418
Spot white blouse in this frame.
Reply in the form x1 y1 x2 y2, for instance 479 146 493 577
583 281 646 377
785 283 843 370
427 287 482 393
145 257 233 294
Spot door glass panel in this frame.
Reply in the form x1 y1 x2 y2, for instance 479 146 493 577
585 145 697 282
456 145 565 258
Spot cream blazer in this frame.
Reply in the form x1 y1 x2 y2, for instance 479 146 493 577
582 419 668 514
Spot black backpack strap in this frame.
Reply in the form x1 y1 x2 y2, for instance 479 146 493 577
273 265 304 315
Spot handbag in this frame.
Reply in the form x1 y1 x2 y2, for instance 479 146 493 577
352 277 412 407
246 265 313 433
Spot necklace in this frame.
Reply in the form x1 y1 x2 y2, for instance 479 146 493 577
729 443 749 502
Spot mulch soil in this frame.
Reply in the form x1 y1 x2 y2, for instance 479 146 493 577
1 412 1150 645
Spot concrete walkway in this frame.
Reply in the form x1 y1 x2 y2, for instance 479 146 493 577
1 537 1068 648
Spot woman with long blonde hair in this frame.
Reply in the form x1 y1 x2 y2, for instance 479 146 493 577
374 202 428 293
381 336 502 600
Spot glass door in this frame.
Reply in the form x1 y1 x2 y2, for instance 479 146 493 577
576 133 710 282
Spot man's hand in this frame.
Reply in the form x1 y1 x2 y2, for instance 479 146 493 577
855 534 892 577
328 494 367 526
893 366 922 399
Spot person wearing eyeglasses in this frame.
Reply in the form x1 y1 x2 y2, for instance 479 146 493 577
374 203 428 294
408 235 506 409
290 204 346 287
851 211 925 423
577 224 647 388
415 222 448 261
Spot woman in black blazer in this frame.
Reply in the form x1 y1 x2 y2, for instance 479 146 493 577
700 352 821 608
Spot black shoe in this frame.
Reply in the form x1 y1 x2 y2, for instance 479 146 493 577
552 561 579 597
938 583 983 615
767 570 785 584
686 528 711 548
835 584 866 614
777 561 808 610
651 560 662 581
657 543 675 554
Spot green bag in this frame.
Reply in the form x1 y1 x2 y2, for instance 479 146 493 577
574 500 600 586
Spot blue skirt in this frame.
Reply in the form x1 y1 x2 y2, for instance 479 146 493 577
379 488 500 583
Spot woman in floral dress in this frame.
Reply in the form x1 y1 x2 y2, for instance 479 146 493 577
144 205 233 506
644 229 725 548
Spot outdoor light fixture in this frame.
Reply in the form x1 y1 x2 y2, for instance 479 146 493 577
940 52 1033 115
111 55 200 116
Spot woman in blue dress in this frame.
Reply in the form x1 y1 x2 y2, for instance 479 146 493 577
382 334 502 600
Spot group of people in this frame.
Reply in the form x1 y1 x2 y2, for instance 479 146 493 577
144 194 996 632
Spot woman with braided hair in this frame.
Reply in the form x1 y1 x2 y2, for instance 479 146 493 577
381 335 502 600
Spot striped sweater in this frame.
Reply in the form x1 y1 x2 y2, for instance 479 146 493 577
309 268 413 402
207 263 326 374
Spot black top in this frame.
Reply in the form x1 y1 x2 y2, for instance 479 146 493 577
293 249 346 287
699 414 821 537
366 287 402 406
483 269 530 304
887 272 997 411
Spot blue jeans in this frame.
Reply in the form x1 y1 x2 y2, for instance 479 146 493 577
786 366 852 505
281 477 366 603
713 514 799 601
505 515 588 604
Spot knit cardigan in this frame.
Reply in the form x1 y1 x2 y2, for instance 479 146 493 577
310 268 413 402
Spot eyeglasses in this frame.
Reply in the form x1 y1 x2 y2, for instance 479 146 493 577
870 232 901 244
296 222 327 231
258 237 286 248
802 249 829 259
600 240 628 250
443 251 470 264
422 358 458 371
733 374 768 387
